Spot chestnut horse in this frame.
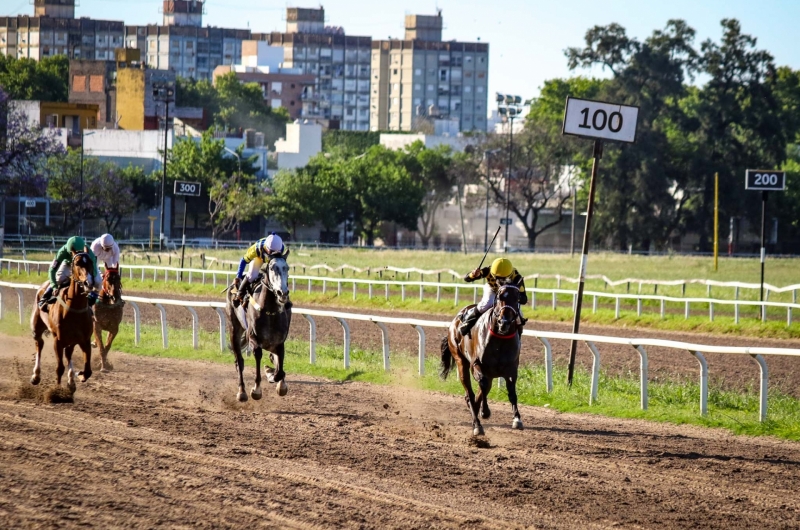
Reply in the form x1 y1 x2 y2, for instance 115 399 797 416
226 255 292 402
93 267 124 371
30 253 96 392
441 285 523 436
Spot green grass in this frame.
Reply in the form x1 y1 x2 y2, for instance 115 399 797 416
3 316 797 441
4 267 800 339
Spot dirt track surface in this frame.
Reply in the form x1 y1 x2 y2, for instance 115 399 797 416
2 334 800 529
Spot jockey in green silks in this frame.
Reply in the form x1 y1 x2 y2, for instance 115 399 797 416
38 236 100 309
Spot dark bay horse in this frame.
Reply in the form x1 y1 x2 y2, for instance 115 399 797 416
441 285 523 436
226 255 292 402
30 253 96 392
93 267 124 371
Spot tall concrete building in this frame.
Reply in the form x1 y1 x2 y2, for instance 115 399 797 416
0 0 124 61
252 7 372 131
370 12 489 132
123 1 249 81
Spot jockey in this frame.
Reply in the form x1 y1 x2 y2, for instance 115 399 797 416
234 233 288 303
38 236 100 309
90 233 121 287
459 257 528 336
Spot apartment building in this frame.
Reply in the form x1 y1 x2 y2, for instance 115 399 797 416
123 1 249 81
0 0 123 61
370 12 489 132
252 7 372 131
213 41 315 120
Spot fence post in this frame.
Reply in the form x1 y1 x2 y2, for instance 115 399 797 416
751 354 768 422
186 307 199 349
735 303 740 324
368 283 373 300
660 299 665 319
634 345 648 410
419 284 424 302
385 283 389 301
303 314 316 364
334 317 350 369
436 285 441 303
552 292 557 311
592 295 597 314
14 288 23 325
685 301 690 320
454 286 458 307
788 307 792 327
322 280 327 295
689 350 708 416
615 298 620 319
130 301 141 346
709 302 714 322
412 325 425 375
374 321 390 371
762 303 767 323
584 341 600 405
532 291 537 310
214 307 226 352
337 280 342 297
353 282 357 300
636 298 642 317
537 337 553 393
154 303 168 349
401 284 406 301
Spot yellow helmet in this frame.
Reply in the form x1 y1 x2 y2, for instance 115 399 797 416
490 258 513 278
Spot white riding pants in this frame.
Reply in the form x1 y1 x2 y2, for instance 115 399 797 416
476 283 496 313
245 258 264 282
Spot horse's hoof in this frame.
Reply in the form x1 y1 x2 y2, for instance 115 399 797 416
512 418 524 430
276 380 288 397
250 388 262 400
30 375 40 386
481 408 491 420
91 341 97 348
236 391 248 402
473 425 484 436
67 380 77 393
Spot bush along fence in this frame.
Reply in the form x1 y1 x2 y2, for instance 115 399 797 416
2 280 800 423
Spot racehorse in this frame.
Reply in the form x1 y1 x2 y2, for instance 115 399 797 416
441 284 523 436
93 267 124 371
30 253 96 392
226 254 292 402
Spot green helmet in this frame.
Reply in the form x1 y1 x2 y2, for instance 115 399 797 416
66 236 86 252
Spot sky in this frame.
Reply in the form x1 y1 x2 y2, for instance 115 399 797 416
9 0 800 105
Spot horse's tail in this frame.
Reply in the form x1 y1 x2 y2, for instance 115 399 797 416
440 336 453 380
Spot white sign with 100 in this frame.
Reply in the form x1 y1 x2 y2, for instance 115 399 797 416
562 97 640 144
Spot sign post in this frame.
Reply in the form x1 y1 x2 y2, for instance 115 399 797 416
745 169 786 316
173 180 202 281
562 97 639 386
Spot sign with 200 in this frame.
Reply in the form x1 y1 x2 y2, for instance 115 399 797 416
174 180 202 196
745 170 786 191
562 97 640 144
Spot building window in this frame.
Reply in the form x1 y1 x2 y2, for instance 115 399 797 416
465 86 472 93
427 84 433 91
415 84 421 91
477 86 484 93
479 56 486 64
439 70 448 82
415 69 422 76
393 68 398 75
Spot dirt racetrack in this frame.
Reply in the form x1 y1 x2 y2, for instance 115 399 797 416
1 334 800 529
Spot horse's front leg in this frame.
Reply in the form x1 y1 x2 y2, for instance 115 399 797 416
267 344 288 396
230 324 248 402
101 330 117 371
506 375 523 430
471 362 492 420
31 328 45 386
65 345 77 393
455 354 482 436
250 347 263 400
76 339 92 383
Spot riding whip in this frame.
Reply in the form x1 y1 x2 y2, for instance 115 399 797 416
477 226 502 270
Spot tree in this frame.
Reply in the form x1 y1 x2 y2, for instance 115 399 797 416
0 88 65 203
0 55 69 102
167 131 264 239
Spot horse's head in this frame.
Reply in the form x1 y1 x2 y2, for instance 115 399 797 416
103 267 123 303
71 252 93 290
493 285 521 336
264 256 290 306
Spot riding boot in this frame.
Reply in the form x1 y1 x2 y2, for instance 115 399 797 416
236 277 252 305
459 308 480 336
38 286 54 311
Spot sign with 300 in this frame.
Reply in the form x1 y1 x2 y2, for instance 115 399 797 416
562 97 640 143
174 180 202 196
745 170 786 191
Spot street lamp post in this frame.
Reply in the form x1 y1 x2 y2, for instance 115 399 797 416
153 77 175 252
496 94 523 253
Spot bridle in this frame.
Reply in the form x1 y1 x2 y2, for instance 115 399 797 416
71 253 92 293
102 267 123 301
250 258 289 316
490 284 521 340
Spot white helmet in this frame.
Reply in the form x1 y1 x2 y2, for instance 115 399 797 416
100 233 115 250
264 234 283 255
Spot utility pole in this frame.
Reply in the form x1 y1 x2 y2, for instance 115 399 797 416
496 94 523 253
153 77 175 252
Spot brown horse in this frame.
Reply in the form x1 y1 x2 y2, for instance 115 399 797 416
93 267 124 371
226 255 291 402
441 284 523 436
30 253 95 392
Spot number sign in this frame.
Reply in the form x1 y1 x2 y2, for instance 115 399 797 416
745 170 786 191
499 217 513 226
174 180 202 196
24 200 36 208
562 97 639 143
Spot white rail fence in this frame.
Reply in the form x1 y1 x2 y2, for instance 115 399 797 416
3 257 800 299
3 258 800 326
2 280 799 423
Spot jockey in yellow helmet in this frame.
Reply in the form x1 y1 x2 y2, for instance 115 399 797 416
459 257 527 336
